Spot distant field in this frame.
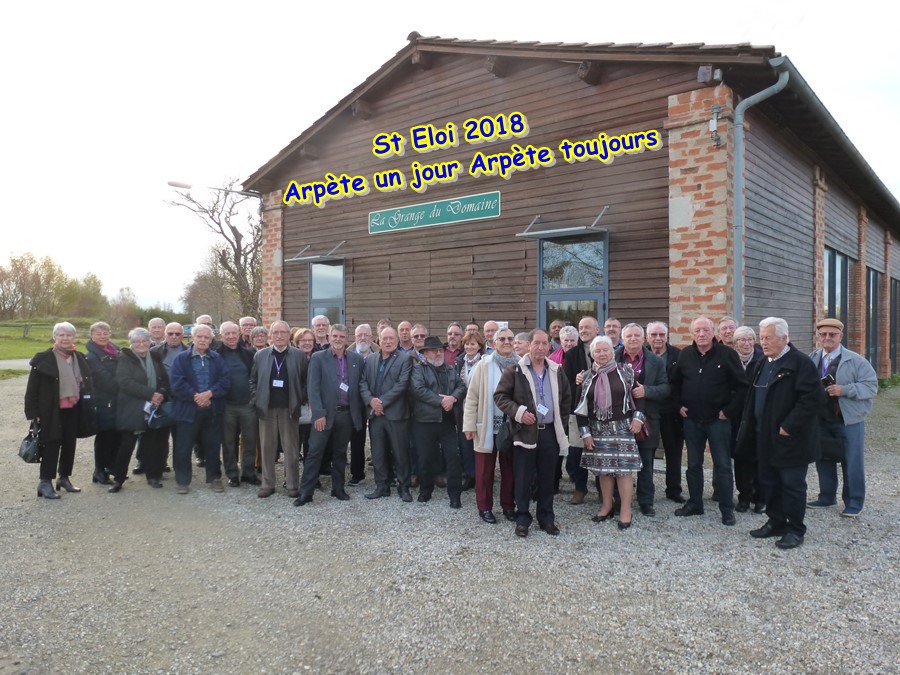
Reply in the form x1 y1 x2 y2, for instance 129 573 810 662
0 369 28 381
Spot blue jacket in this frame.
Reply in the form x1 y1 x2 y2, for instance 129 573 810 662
169 345 231 422
808 347 878 425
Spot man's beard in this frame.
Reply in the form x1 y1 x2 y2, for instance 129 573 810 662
425 354 444 368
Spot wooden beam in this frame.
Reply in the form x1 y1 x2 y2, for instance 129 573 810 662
577 61 603 85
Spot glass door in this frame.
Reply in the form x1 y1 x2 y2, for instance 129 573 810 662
537 234 608 330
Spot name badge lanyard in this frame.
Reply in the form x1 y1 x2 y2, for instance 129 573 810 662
533 366 549 421
273 354 285 387
338 354 350 392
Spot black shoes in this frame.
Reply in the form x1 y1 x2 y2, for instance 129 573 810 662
241 476 262 486
108 478 127 493
398 487 413 503
539 522 560 536
750 522 788 539
147 478 163 488
617 520 632 530
365 485 390 499
37 479 60 499
461 476 476 491
639 504 656 517
592 510 614 523
417 492 432 503
449 497 462 509
331 489 351 501
480 511 497 524
502 510 517 522
92 471 112 486
674 504 704 517
736 500 750 513
293 494 312 506
348 476 364 486
722 512 737 526
195 457 206 467
753 502 766 514
228 478 240 488
132 463 145 475
775 532 804 549
515 524 529 538
56 477 81 493
667 493 686 504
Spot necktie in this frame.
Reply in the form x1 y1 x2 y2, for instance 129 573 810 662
821 353 831 377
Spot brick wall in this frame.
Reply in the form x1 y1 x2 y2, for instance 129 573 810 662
849 207 867 354
666 86 734 342
260 189 284 326
812 168 827 323
879 231 892 378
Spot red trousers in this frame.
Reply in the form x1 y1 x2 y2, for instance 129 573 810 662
474 449 515 513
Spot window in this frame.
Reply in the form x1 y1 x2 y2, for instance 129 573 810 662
866 267 881 369
309 262 344 325
538 234 608 330
824 247 849 345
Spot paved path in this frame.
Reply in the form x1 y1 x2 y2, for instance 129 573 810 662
0 359 30 369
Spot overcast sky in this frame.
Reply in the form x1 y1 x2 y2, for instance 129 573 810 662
3 0 897 313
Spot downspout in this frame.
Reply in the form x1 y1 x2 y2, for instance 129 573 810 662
732 55 790 322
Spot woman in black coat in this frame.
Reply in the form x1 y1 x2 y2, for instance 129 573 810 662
85 321 121 484
24 322 94 499
109 328 171 492
732 325 765 512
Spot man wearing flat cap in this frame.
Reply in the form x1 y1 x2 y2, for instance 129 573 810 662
807 317 878 517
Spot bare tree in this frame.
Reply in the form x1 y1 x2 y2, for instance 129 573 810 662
168 180 262 317
180 252 241 324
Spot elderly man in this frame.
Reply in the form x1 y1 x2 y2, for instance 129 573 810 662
669 316 748 526
250 321 308 499
239 316 257 349
348 323 375 486
397 320 415 353
361 327 413 501
717 316 738 349
483 320 500 354
296 324 364 505
807 318 878 517
646 321 686 503
604 317 623 348
444 322 464 366
463 327 518 523
564 316 600 403
169 324 231 494
410 335 466 507
617 323 670 516
216 321 258 487
311 314 331 351
736 317 824 549
494 328 571 537
148 317 166 346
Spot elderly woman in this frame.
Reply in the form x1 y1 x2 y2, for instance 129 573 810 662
109 328 170 492
575 335 646 529
732 325 764 513
250 325 269 350
548 325 578 365
25 322 94 499
455 330 485 490
292 327 316 460
85 321 121 485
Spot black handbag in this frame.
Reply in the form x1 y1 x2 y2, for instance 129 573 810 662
19 422 42 463
76 395 97 438
818 421 845 463
146 401 175 429
495 416 521 453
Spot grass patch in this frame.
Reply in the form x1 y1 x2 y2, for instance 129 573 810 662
879 374 900 389
0 336 128 360
0 369 28 380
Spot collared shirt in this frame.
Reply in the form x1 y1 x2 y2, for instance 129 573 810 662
528 363 554 425
331 349 349 406
191 350 211 392
820 345 842 376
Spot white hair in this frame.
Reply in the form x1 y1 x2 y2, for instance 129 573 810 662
646 321 668 335
559 325 579 340
53 322 76 338
759 317 789 338
590 335 614 352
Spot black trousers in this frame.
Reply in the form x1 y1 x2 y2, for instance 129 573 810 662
658 411 684 498
113 428 168 482
370 416 409 487
349 416 367 481
758 461 808 536
300 409 354 497
93 429 119 474
40 407 78 481
413 419 461 498
513 426 559 528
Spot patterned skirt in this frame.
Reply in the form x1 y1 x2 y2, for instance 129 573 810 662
580 418 642 476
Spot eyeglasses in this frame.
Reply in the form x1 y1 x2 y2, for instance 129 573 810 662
166 332 183 336
648 333 666 337
495 337 513 342
412 334 426 339
818 331 840 338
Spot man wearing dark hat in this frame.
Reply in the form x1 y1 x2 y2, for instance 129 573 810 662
409 335 467 507
807 317 878 517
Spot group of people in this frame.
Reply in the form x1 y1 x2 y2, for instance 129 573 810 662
25 310 877 549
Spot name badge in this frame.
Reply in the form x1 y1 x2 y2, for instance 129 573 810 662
536 403 550 416
339 382 350 392
82 394 92 400
272 379 284 388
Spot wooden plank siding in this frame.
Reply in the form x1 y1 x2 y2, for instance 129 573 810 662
825 182 860 258
866 218 886 273
271 55 699 332
892 237 900 281
743 113 816 348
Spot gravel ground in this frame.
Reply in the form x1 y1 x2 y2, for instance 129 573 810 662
1 372 898 674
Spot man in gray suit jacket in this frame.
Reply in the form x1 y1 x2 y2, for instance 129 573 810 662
360 327 414 502
249 320 309 499
296 324 365 505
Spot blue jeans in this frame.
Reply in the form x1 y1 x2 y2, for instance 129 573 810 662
815 421 865 510
173 409 223 486
683 418 734 512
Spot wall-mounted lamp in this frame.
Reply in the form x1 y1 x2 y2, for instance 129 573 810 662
709 105 722 148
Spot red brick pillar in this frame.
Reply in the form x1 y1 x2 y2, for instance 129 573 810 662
666 86 734 342
849 207 867 354
260 189 284 326
879 231 891 378
812 168 828 324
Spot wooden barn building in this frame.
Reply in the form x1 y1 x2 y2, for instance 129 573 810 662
244 34 900 377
